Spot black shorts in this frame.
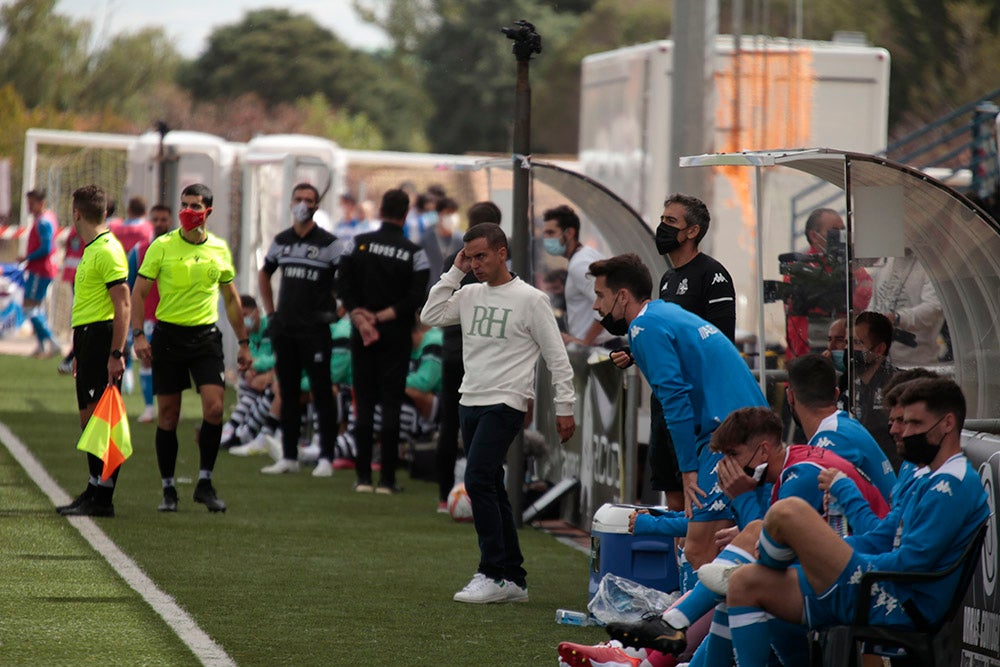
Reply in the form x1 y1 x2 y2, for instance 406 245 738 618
151 322 225 395
648 393 683 493
73 321 118 410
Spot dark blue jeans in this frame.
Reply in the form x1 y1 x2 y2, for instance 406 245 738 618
459 403 527 587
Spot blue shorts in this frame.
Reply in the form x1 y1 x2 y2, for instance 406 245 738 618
797 552 914 629
23 273 52 303
690 448 735 523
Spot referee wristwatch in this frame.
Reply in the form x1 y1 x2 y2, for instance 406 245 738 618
110 349 124 359
132 327 145 338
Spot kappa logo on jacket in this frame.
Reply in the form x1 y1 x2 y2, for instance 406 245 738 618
711 272 728 285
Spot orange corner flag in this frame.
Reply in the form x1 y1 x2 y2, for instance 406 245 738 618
76 385 133 481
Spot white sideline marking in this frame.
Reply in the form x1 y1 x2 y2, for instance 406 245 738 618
0 421 236 667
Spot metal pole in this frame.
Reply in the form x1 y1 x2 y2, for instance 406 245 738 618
754 165 768 397
503 19 541 527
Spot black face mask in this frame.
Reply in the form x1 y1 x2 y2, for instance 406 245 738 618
740 443 768 486
852 349 875 369
599 312 629 337
655 223 684 255
787 395 804 434
900 415 947 466
598 293 629 336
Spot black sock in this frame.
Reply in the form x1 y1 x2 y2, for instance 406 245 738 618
199 420 222 473
155 427 179 480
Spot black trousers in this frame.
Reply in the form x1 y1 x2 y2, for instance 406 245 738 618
273 329 336 461
351 326 412 486
435 353 464 501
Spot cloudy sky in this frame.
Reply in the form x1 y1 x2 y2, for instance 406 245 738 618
55 0 390 54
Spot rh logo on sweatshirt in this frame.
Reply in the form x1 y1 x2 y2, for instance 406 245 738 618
468 306 512 339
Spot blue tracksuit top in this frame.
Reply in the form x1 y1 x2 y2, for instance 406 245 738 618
629 300 767 473
808 411 897 504
846 454 988 626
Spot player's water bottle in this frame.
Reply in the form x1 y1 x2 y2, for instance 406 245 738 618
555 609 601 626
827 499 848 537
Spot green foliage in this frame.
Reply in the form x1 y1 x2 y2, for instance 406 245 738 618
181 8 430 151
0 0 90 110
297 93 385 149
180 9 354 107
78 28 181 121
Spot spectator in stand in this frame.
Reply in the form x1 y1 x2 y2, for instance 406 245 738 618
131 183 251 513
542 204 616 349
337 188 430 493
19 189 60 358
421 197 464 291
127 204 172 423
433 201 501 512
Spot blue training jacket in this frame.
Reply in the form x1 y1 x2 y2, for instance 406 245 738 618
629 300 767 472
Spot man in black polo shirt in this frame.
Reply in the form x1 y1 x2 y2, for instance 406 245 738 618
337 188 430 494
642 193 737 511
259 182 345 477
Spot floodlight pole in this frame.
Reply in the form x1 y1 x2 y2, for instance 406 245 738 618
502 19 541 527
155 120 169 205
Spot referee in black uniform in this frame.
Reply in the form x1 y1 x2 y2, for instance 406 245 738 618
258 182 344 476
337 188 430 494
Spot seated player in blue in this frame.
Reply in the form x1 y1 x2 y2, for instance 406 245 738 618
716 378 988 667
591 253 767 572
818 368 940 534
785 353 896 503
609 407 891 664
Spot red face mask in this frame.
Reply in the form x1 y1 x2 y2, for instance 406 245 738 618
179 207 211 231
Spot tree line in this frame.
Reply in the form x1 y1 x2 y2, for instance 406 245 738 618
1 0 998 171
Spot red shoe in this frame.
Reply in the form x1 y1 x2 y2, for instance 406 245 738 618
557 640 650 667
332 458 355 470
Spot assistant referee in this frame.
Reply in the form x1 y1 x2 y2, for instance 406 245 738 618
56 184 130 518
131 183 251 513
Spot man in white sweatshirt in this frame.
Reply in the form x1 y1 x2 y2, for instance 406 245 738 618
422 222 576 604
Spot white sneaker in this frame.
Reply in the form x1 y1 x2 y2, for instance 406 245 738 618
138 406 156 424
453 573 511 604
504 580 529 602
265 434 284 462
312 458 333 477
697 561 745 596
228 434 270 457
299 440 321 463
261 459 300 475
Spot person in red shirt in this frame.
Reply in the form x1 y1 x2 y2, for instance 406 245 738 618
18 189 60 358
128 204 172 422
